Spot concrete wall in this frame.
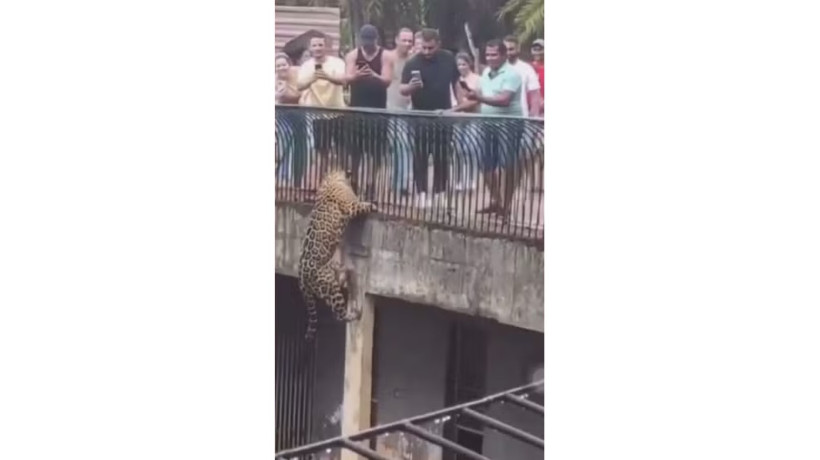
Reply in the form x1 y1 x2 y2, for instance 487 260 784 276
275 203 544 333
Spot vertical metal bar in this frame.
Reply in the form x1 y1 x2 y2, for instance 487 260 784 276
304 332 313 448
288 311 298 450
296 329 306 448
470 119 476 230
292 321 301 449
287 306 300 446
307 331 317 446
281 311 291 449
275 316 282 450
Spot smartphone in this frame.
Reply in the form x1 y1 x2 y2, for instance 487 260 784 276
410 70 421 81
356 60 367 70
459 80 470 91
315 63 322 71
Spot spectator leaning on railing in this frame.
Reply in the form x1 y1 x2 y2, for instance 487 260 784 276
464 38 524 220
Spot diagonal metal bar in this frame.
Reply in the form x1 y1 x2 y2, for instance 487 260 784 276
338 439 393 460
461 408 544 449
502 393 545 415
275 380 544 458
401 423 492 460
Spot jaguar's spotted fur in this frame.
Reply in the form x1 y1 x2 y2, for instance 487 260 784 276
297 170 377 340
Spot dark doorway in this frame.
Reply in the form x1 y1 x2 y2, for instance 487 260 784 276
443 318 489 459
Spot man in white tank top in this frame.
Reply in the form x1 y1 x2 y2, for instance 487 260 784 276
386 28 415 195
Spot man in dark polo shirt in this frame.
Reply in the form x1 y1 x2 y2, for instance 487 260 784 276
400 28 459 208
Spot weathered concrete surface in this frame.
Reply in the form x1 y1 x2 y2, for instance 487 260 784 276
275 203 544 332
340 293 374 460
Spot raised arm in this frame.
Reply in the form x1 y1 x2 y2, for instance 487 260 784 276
449 53 460 96
377 51 394 87
296 61 314 92
470 72 521 108
319 56 348 86
343 50 360 85
451 77 479 112
399 60 421 97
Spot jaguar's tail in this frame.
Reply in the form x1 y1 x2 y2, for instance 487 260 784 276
303 292 318 342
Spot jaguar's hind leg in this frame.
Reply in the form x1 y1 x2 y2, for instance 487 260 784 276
315 260 360 322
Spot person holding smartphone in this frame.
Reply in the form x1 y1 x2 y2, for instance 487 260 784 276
464 39 524 221
296 33 347 181
342 24 394 199
296 34 346 108
399 28 459 209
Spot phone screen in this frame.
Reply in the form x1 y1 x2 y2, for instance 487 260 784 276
314 64 322 71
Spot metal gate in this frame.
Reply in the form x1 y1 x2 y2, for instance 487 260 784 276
274 380 545 460
275 275 318 451
275 274 347 454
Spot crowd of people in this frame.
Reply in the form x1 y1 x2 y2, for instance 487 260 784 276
276 25 544 221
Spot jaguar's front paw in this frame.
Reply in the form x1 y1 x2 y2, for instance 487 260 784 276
344 307 362 322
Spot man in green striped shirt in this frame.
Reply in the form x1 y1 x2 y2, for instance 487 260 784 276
464 39 524 218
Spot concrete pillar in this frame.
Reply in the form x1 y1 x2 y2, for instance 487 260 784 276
340 293 375 460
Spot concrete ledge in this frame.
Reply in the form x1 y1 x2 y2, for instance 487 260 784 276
275 203 544 332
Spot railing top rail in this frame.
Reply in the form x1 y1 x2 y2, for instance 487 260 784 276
275 103 545 123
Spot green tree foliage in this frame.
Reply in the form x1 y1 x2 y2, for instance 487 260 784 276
276 0 542 56
495 0 543 43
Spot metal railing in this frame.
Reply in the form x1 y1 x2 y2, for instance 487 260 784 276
274 379 544 460
275 105 544 242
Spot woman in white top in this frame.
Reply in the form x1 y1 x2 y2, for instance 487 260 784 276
276 53 300 104
275 53 304 186
449 52 482 192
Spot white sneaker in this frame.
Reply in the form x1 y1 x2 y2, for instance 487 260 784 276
417 192 429 208
433 192 447 209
